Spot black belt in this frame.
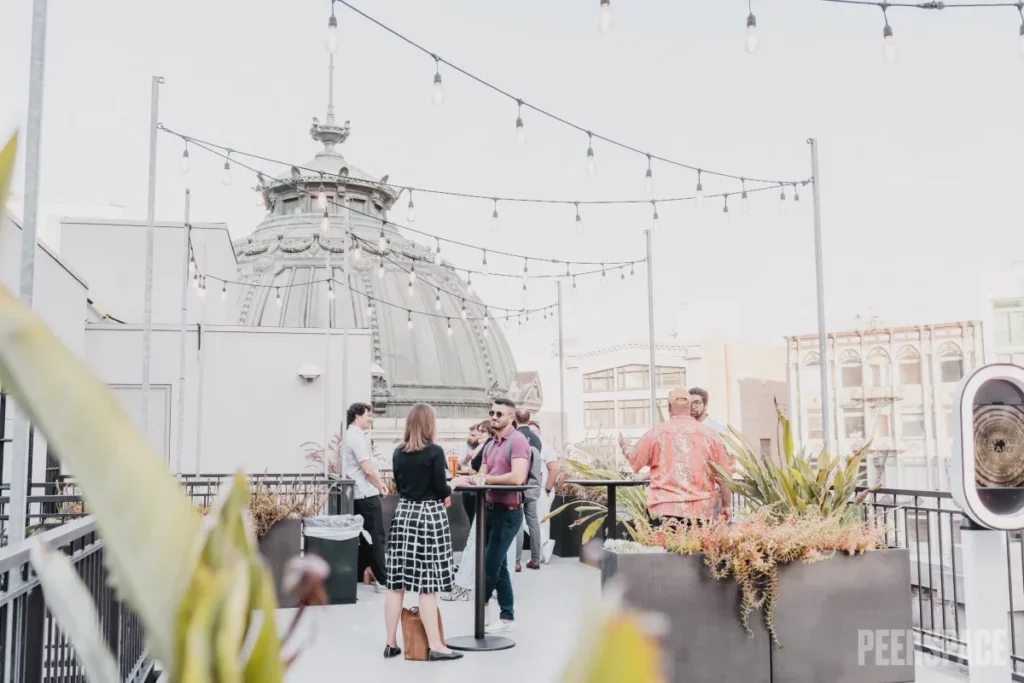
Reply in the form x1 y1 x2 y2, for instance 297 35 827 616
486 501 521 511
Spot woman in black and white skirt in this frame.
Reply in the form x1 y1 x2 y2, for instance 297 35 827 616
383 403 463 662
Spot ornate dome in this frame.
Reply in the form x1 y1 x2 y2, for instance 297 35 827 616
233 113 517 419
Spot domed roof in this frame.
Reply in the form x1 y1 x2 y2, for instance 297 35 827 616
234 116 516 418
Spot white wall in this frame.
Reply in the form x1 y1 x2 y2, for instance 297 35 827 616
59 218 236 326
0 213 90 484
84 324 371 474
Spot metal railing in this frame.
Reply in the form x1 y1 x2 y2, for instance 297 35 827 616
0 517 151 682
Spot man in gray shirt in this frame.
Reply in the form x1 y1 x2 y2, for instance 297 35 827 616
342 402 388 592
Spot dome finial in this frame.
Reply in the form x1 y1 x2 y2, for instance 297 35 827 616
311 52 350 151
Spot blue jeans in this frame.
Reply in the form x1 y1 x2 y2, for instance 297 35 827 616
484 506 524 621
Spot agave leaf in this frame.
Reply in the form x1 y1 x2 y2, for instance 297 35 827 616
0 134 16 216
213 554 251 683
0 285 201 667
560 601 664 683
30 541 120 683
581 514 606 544
243 558 286 682
775 400 795 459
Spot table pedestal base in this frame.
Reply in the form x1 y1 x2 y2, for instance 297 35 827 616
447 635 516 652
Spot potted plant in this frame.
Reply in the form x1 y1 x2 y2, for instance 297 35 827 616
249 477 327 608
601 410 914 683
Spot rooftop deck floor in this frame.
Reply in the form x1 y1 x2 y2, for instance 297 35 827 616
279 556 970 683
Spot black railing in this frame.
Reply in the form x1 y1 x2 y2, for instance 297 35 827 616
0 517 151 682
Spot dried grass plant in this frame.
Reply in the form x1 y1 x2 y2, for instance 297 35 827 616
248 478 327 538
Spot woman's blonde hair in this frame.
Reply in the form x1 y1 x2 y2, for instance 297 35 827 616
401 403 437 452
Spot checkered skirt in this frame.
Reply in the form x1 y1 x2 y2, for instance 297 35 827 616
385 499 455 593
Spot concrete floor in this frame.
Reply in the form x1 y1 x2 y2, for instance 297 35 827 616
277 556 969 683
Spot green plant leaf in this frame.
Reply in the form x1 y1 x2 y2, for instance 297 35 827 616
0 134 16 214
0 285 202 667
30 541 120 683
581 515 606 544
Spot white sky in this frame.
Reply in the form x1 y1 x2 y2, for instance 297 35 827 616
2 0 1023 382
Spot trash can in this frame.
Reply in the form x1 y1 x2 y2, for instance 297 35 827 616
303 515 366 605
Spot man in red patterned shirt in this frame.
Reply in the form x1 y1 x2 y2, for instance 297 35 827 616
618 388 734 525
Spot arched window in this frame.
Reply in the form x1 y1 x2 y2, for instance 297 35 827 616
866 347 891 388
840 349 862 388
939 343 964 384
897 346 921 386
801 352 821 392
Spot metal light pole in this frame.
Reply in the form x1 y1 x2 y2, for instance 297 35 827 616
194 246 208 473
808 138 832 453
9 0 49 547
646 229 657 427
557 280 566 448
174 189 190 475
141 75 163 436
324 250 332 478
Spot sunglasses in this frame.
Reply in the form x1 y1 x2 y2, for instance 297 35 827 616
488 410 506 418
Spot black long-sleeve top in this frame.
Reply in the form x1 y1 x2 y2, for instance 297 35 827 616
393 443 452 501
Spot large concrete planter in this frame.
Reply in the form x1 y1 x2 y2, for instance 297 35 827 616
257 518 302 608
603 547 914 683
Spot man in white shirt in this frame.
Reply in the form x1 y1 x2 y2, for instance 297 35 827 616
341 402 388 592
689 388 733 519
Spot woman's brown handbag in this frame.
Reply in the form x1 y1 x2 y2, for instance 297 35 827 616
401 607 445 661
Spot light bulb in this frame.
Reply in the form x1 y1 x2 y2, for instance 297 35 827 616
433 244 442 266
222 161 232 186
516 115 526 148
620 269 626 282
644 167 653 195
723 197 731 223
482 251 489 276
320 210 330 233
883 25 897 63
741 183 751 213
491 203 500 233
575 206 584 236
378 260 385 279
327 13 339 54
352 241 362 260
586 146 596 176
197 278 206 299
652 202 660 233
483 320 489 337
467 274 474 296
435 292 442 311
599 0 612 34
630 263 636 280
695 173 704 207
328 284 335 300
793 185 802 214
432 68 444 107
221 283 227 300
448 319 453 336
745 14 759 54
188 258 196 276
601 267 607 286
378 232 388 252
779 187 788 214
407 194 416 223
255 189 265 208
407 312 414 330
367 303 374 317
275 288 282 307
1019 24 1024 60
181 147 190 174
407 283 414 297
461 301 468 319
409 266 416 285
317 186 328 210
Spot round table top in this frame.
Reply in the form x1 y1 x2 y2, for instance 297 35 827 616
563 479 649 487
455 484 533 492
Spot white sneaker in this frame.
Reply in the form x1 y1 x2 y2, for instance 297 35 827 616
542 539 556 564
485 620 516 634
441 586 471 602
373 582 386 594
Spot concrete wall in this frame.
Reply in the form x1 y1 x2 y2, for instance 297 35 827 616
59 218 237 326
84 324 371 474
0 213 90 484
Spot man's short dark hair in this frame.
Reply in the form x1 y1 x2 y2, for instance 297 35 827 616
515 409 531 425
492 397 516 411
346 402 373 427
689 387 709 405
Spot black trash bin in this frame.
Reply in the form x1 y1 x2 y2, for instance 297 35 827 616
303 515 364 605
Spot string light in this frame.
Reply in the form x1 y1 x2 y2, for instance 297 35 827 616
433 238 442 266
435 290 442 310
482 249 489 277
197 277 206 299
328 282 336 300
745 2 759 54
599 0 612 34
447 318 453 336
586 133 596 176
1019 4 1024 59
255 187 265 208
275 288 282 307
352 237 362 260
792 183 801 214
221 282 227 300
188 256 197 277
695 169 704 208
572 275 578 291
407 189 416 223
515 100 527 148
466 273 474 296
317 183 328 210
881 5 898 63
378 226 389 253
644 154 653 195
378 258 385 279
409 263 416 285
320 210 330 233
723 194 731 223
483 318 489 337
461 299 468 319
630 262 636 280
601 264 607 286
522 258 529 288
407 310 413 330
491 198 500 233
367 302 375 317
181 143 190 174
741 179 750 213
620 267 626 282
779 185 788 214
574 202 584 236
407 281 414 297
327 3 339 53
222 153 233 186
651 201 659 233
432 56 444 107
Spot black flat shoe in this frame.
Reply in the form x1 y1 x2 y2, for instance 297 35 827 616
383 645 402 659
428 649 464 661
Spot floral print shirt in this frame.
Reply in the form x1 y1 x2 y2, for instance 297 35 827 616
625 415 732 520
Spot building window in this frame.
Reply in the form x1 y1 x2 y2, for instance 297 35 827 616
806 411 823 440
843 410 866 439
760 439 772 458
802 353 822 392
939 344 964 384
840 350 862 388
897 346 922 386
656 366 686 389
995 300 1024 346
619 400 650 428
872 413 891 438
583 369 614 393
901 413 926 439
584 401 615 429
866 348 891 388
616 365 650 391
